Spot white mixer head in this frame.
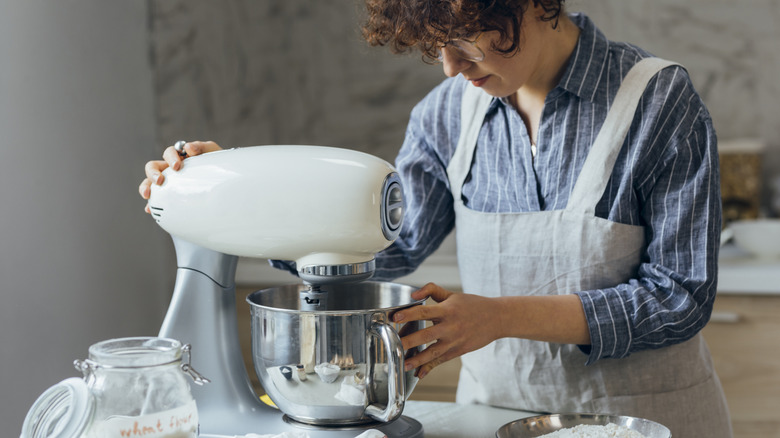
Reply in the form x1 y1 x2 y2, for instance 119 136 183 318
148 145 404 283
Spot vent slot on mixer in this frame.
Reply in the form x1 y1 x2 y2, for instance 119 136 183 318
149 206 164 222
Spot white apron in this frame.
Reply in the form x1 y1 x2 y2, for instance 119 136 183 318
447 58 732 438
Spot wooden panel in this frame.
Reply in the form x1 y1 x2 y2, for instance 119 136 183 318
703 295 780 438
408 358 460 402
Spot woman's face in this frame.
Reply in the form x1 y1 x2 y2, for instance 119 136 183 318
439 10 567 98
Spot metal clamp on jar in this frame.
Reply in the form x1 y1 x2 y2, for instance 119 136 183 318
21 337 208 438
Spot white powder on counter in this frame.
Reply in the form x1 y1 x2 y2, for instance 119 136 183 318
539 423 648 438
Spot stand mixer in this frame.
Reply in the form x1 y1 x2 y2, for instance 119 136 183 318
148 145 425 437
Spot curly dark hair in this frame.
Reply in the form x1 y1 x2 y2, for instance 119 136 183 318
362 0 565 63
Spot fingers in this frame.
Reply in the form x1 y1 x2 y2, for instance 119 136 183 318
186 140 223 155
393 284 451 325
406 341 457 379
396 289 501 379
162 140 224 171
400 322 442 351
139 141 225 209
162 146 185 171
411 282 453 302
399 313 457 379
139 161 167 213
144 159 168 186
139 140 225 213
138 178 153 200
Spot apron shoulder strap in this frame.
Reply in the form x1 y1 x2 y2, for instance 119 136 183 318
448 58 681 214
566 57 681 215
447 83 493 204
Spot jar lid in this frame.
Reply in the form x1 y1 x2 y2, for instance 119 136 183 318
21 378 94 438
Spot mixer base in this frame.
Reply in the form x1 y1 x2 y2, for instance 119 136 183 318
282 414 424 437
200 414 423 438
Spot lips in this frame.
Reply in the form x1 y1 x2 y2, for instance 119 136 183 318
467 75 489 87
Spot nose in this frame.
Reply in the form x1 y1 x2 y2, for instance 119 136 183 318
440 48 472 78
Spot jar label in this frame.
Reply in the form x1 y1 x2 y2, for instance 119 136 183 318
87 400 199 438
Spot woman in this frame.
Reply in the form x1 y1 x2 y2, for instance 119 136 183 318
140 1 732 436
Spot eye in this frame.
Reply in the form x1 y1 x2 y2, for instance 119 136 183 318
459 33 481 43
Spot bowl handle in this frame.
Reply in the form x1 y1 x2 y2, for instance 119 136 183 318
364 319 405 422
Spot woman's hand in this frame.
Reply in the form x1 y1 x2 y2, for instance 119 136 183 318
138 141 223 213
393 283 591 379
392 283 505 379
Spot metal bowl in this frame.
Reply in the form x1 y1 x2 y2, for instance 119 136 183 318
247 281 425 426
496 413 671 438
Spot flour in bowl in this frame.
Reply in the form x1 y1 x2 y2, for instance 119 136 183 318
539 423 648 438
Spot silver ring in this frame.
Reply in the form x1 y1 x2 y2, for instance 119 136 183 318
174 140 188 157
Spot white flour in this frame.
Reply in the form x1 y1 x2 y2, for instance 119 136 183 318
539 423 648 438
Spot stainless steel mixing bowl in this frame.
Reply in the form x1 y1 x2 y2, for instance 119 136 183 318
496 413 671 437
247 281 425 426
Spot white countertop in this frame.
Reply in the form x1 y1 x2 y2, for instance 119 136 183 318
200 400 531 438
400 400 531 438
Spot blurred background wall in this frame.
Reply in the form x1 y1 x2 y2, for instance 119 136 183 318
149 0 780 211
0 0 172 431
2 0 779 432
147 0 442 163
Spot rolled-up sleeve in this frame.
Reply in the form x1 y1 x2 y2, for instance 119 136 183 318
576 109 721 364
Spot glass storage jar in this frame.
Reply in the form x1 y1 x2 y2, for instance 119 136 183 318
21 337 208 438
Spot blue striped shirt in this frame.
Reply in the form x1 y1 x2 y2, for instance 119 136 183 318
373 13 721 364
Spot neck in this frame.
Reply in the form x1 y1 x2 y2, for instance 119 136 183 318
514 12 580 110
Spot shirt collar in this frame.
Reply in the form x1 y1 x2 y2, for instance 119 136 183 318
551 13 611 104
492 14 611 112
